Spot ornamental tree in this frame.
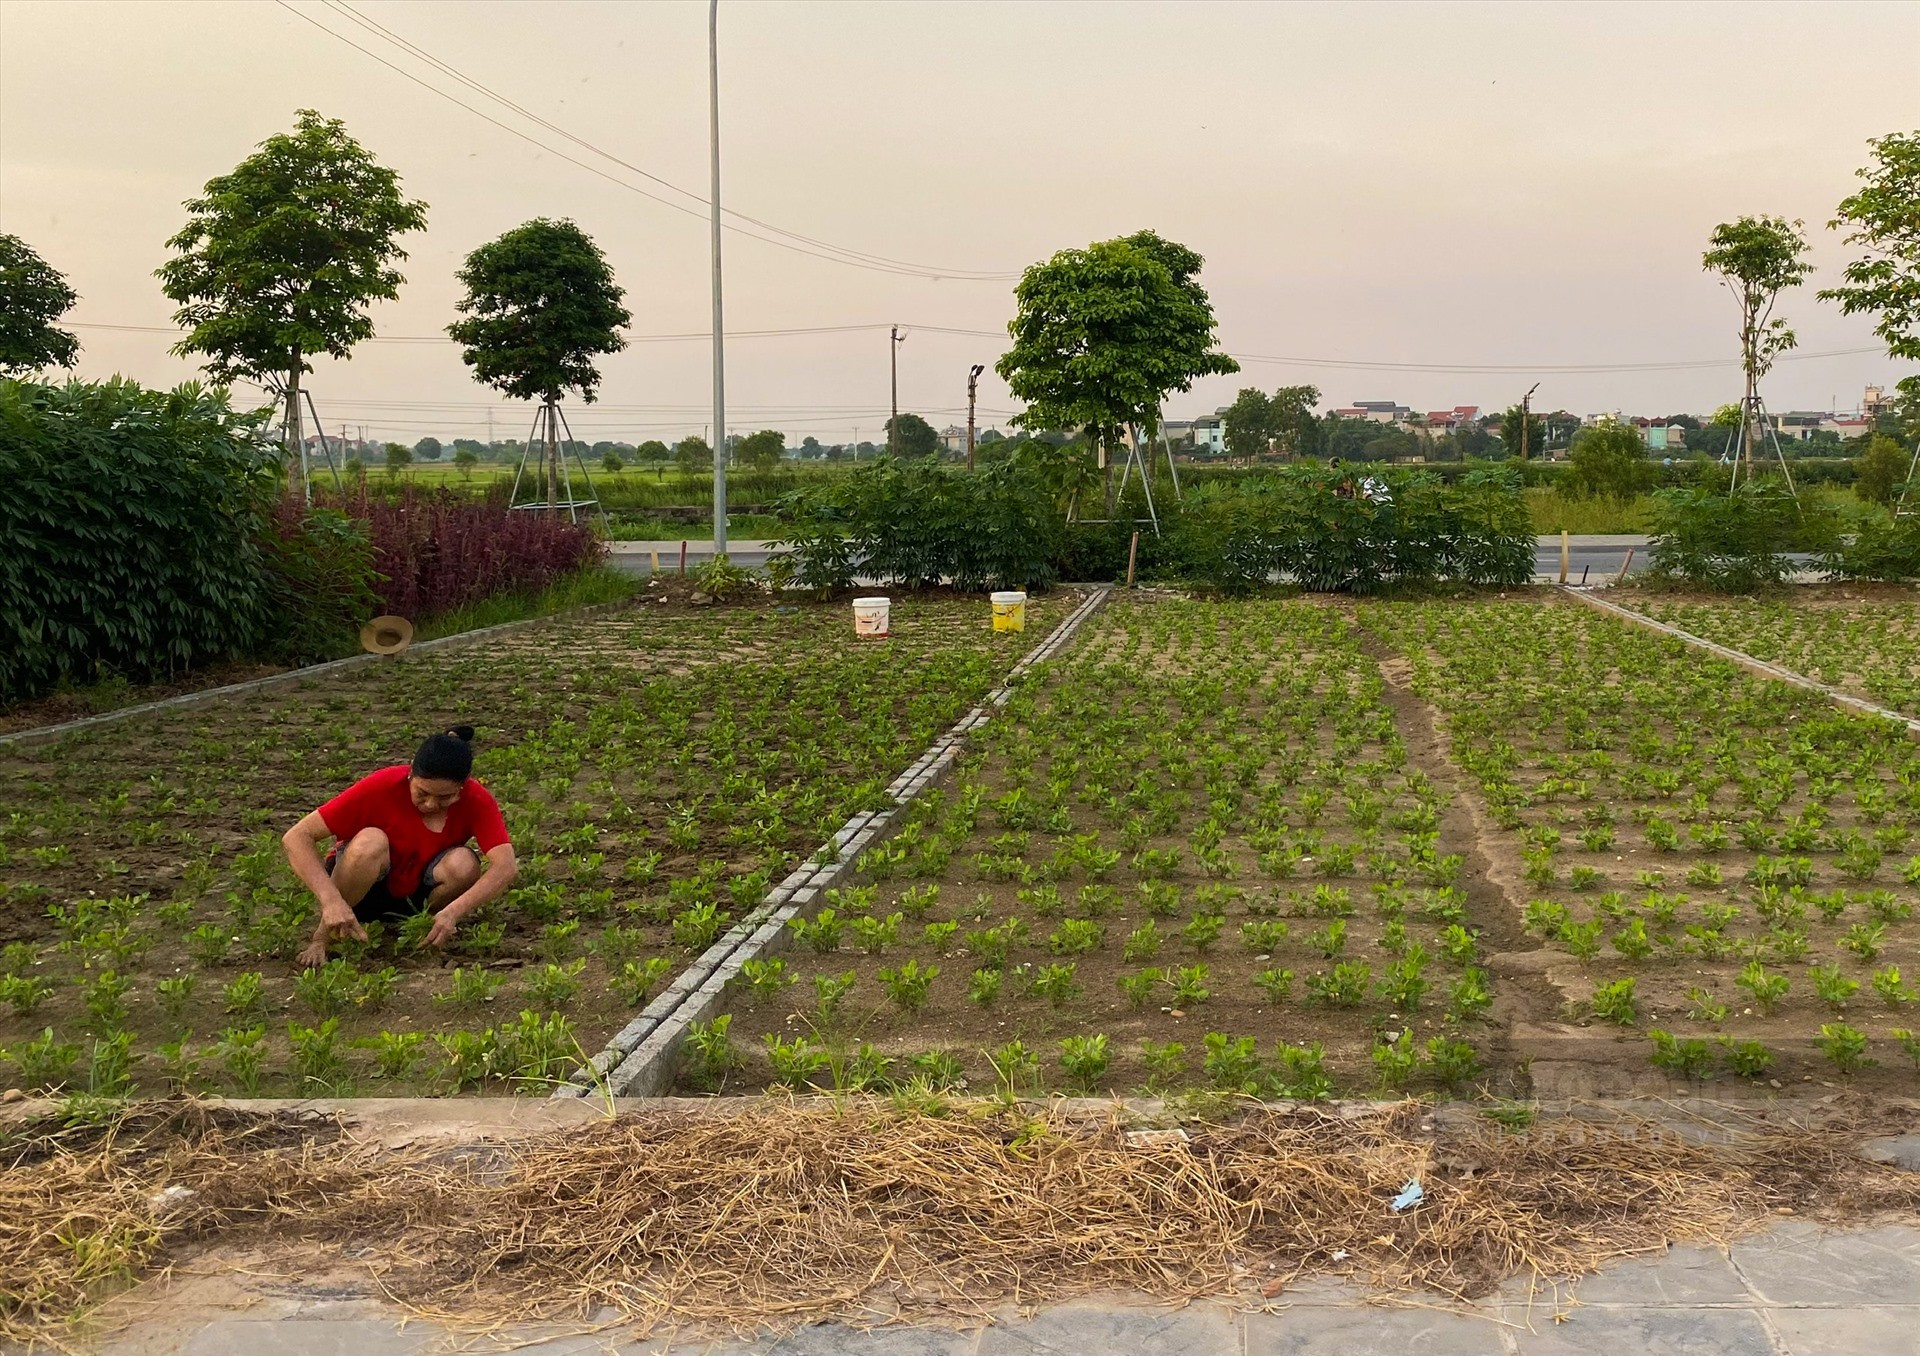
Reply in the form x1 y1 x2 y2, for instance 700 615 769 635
158 110 427 493
0 234 80 375
446 218 630 406
997 229 1238 512
447 218 629 507
1703 216 1812 474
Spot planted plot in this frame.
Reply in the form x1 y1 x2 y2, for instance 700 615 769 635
0 593 1066 1097
1379 597 1920 1087
1633 594 1920 717
701 597 1499 1099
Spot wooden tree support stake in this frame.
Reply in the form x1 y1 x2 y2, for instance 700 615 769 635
1126 531 1141 588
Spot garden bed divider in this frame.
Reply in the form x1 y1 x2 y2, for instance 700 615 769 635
559 586 1114 1099
1559 586 1920 738
0 600 637 747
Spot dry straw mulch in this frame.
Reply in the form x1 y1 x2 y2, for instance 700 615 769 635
2 1097 1916 1347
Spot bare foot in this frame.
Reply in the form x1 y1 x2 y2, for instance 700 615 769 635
296 938 330 968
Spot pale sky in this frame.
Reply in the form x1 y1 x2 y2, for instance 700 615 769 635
3 0 1916 445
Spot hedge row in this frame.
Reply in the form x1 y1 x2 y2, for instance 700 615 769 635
0 378 603 702
772 451 1535 595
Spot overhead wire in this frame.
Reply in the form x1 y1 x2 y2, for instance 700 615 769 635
271 0 1018 280
319 0 1017 280
69 319 1883 375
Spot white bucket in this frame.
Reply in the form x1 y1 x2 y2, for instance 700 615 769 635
991 590 1027 633
853 596 891 638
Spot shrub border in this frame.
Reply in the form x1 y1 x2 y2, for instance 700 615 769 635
558 585 1114 1099
1560 586 1920 737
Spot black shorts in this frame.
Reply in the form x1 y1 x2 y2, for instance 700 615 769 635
323 845 461 924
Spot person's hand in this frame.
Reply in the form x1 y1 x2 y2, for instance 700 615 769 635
423 910 461 949
320 892 367 944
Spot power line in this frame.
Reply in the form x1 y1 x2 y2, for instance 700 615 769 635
1231 346 1886 375
72 318 1883 374
322 0 1016 281
68 319 1004 344
272 0 1018 281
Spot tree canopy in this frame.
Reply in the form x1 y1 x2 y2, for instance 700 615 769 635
737 428 787 470
1703 215 1812 391
157 110 427 390
675 435 713 473
0 234 80 375
1222 384 1320 458
1820 131 1920 364
413 435 442 460
885 412 940 457
996 230 1238 463
1855 433 1909 505
1497 404 1545 459
447 218 630 405
1564 420 1655 500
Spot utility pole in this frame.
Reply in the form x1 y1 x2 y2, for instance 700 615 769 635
889 326 905 454
708 0 728 558
1519 382 1539 461
966 364 984 470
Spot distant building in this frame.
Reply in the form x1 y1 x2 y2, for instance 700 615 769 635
1821 415 1871 439
1421 405 1480 431
1190 414 1225 453
939 424 967 453
1864 385 1887 417
1774 411 1829 442
1329 400 1411 424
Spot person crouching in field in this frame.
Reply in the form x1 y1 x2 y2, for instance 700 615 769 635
282 726 517 968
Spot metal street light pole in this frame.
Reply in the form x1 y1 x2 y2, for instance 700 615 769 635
889 326 905 453
709 0 728 558
966 363 984 471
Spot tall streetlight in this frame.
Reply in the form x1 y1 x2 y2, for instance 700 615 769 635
709 0 728 557
966 363 985 471
889 326 906 453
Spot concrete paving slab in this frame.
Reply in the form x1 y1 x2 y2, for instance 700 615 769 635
180 1318 427 1355
767 1321 975 1355
1245 1304 1507 1355
1502 1306 1774 1356
977 1300 1236 1356
1769 1305 1920 1356
1730 1221 1920 1305
1502 1244 1749 1306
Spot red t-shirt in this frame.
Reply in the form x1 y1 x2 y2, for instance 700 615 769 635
317 765 510 896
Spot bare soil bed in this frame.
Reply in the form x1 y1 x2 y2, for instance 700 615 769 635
705 595 1517 1099
1625 586 1920 717
699 590 1920 1101
1378 593 1920 1095
0 587 1070 1097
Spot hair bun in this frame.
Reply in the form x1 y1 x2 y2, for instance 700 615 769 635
448 724 476 742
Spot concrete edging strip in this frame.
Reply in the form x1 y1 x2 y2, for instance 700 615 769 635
1560 586 1920 737
0 600 636 748
559 585 1114 1099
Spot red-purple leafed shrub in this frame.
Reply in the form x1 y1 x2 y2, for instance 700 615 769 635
322 487 604 619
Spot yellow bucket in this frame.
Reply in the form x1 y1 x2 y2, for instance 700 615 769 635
991 590 1027 633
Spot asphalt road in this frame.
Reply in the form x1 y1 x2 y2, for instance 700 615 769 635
608 536 1655 584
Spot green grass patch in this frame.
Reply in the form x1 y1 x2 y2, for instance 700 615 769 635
413 566 638 642
607 514 785 541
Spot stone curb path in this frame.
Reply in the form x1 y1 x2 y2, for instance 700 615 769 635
88 1220 1920 1355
